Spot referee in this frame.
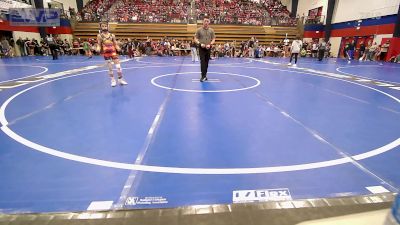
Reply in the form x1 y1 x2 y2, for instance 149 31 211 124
195 15 216 82
46 34 58 60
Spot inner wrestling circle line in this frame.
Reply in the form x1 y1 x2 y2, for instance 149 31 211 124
0 65 48 84
35 58 105 64
0 65 400 174
336 65 400 85
151 72 261 92
136 57 253 65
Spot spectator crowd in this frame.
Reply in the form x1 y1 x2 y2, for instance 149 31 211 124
76 0 297 26
2 35 398 64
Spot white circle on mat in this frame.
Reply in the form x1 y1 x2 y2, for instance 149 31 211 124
0 65 48 84
0 66 399 174
151 72 261 93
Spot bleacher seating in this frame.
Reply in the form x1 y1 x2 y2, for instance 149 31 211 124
74 23 299 45
74 0 299 44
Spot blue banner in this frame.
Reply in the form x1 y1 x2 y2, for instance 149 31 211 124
9 8 60 26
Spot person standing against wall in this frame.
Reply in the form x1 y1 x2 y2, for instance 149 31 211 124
358 41 366 61
311 41 318 57
380 40 390 62
283 34 290 57
347 40 355 62
368 42 378 61
190 36 199 62
248 37 255 58
47 35 59 60
325 42 331 58
194 15 216 82
317 40 326 61
16 37 26 56
1 37 12 57
363 41 371 61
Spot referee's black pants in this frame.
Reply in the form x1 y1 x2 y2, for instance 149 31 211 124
318 49 324 61
199 47 211 78
50 44 58 60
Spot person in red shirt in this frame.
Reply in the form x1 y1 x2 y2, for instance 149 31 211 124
96 21 128 87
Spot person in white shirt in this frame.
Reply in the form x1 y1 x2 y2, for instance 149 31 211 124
288 36 302 67
380 40 390 61
190 37 199 62
283 35 290 57
312 42 318 57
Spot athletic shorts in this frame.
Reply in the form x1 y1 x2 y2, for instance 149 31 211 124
104 54 119 60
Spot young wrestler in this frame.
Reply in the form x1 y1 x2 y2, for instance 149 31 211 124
97 21 128 87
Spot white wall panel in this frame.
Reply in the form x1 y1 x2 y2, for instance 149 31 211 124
332 0 399 23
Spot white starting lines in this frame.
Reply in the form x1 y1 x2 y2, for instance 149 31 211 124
151 72 261 93
0 65 101 89
38 65 100 79
191 78 221 83
0 65 49 90
0 59 133 90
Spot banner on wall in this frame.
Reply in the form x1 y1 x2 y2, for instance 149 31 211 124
9 8 60 26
